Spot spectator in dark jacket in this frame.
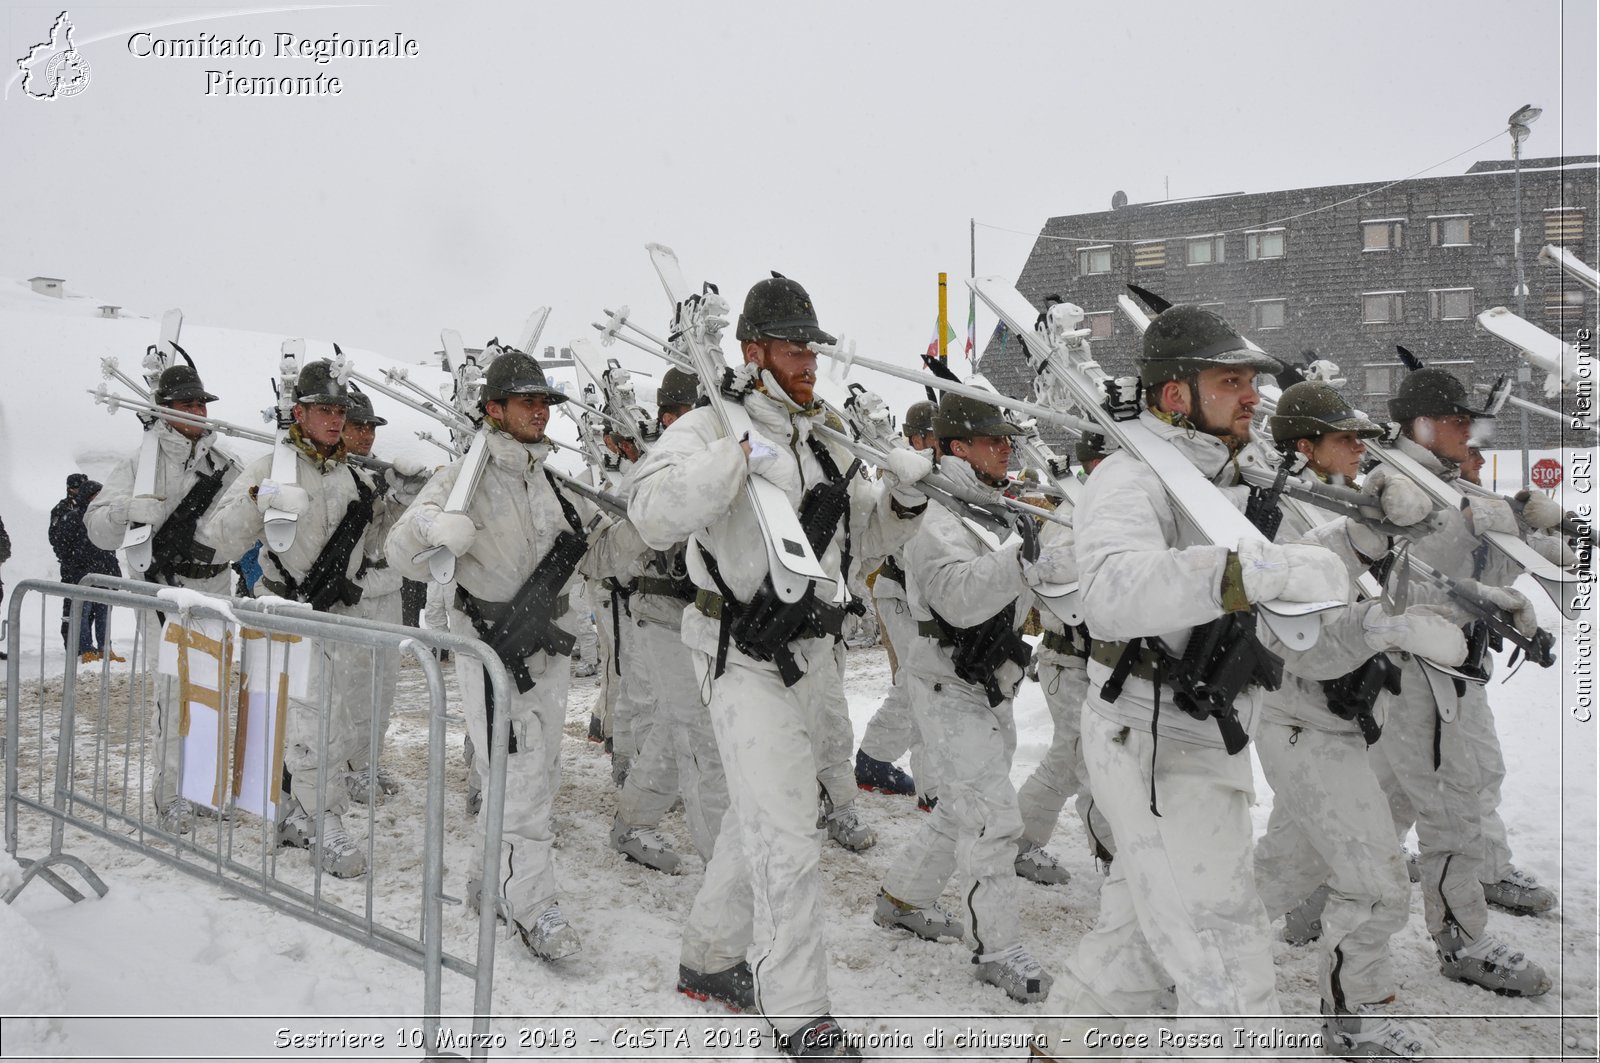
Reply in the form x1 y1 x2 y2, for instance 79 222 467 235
0 510 10 661
49 474 123 663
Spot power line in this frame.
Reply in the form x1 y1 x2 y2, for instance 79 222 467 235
975 127 1514 247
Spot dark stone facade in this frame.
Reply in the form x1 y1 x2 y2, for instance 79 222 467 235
980 156 1596 449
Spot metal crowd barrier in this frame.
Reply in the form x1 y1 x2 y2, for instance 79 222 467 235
4 576 518 1061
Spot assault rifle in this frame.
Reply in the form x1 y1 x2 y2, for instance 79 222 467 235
459 529 589 693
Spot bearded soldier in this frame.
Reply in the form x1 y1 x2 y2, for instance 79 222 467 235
1037 305 1348 1057
628 275 931 1058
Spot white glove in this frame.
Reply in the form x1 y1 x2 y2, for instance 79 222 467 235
882 446 932 507
1346 519 1388 561
1022 545 1076 587
126 495 164 526
743 430 781 478
934 455 994 504
1470 582 1539 638
389 454 432 479
1362 602 1468 665
1237 538 1350 605
1517 490 1564 531
255 480 310 517
1528 531 1577 567
1372 475 1432 527
419 511 477 555
1464 495 1518 536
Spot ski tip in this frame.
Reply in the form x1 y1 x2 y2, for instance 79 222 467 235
645 242 675 257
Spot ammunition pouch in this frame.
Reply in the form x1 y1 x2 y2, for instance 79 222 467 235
1321 653 1401 746
695 551 844 688
456 531 586 693
144 467 228 587
920 604 1031 708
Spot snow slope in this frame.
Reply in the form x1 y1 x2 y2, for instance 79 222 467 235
1 281 1596 1060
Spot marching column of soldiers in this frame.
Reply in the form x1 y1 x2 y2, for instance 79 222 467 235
87 275 1577 1061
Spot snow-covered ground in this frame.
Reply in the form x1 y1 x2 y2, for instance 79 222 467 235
2 281 1596 1059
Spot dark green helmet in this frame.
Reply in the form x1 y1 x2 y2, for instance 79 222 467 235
1139 304 1282 386
735 273 836 345
1387 367 1492 422
480 351 568 405
1075 432 1109 465
933 392 1025 439
1269 381 1381 443
345 384 388 426
903 400 937 438
154 364 217 405
656 366 701 408
293 359 350 407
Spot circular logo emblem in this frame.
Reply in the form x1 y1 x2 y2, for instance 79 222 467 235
45 49 92 98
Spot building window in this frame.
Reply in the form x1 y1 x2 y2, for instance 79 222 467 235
1361 220 1404 251
1078 245 1112 275
1428 288 1472 321
1429 215 1472 246
1362 291 1404 324
1086 312 1114 339
1544 208 1585 245
1365 364 1397 395
1547 288 1587 325
1250 299 1287 330
1133 241 1166 269
1246 229 1286 260
1187 235 1225 265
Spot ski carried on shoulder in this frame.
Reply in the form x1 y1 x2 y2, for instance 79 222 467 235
122 308 183 573
1475 305 1581 399
647 242 831 603
416 310 550 583
261 338 304 553
972 276 1338 650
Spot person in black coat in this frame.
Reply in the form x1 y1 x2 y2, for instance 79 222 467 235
49 474 123 662
0 510 10 661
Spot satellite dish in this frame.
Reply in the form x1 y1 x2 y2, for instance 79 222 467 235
1111 190 1129 210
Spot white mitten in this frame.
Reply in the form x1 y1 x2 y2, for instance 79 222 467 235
420 511 477 556
1022 545 1077 588
1517 490 1564 531
1346 519 1388 561
1464 495 1518 536
934 455 994 504
127 495 164 526
1237 539 1349 605
255 480 311 516
744 430 781 478
1373 475 1432 526
882 446 932 506
389 454 432 479
1528 532 1577 567
1471 582 1539 638
1361 602 1468 665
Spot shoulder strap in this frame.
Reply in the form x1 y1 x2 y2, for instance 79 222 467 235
543 469 584 535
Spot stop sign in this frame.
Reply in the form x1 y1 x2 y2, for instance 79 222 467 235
1530 458 1563 490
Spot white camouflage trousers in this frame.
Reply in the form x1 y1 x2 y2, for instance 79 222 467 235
678 641 837 1038
344 585 401 774
1060 702 1279 1049
1369 661 1491 939
616 618 729 860
858 590 930 795
1254 720 1409 1009
449 606 570 926
1017 654 1113 858
282 621 372 820
882 670 1025 955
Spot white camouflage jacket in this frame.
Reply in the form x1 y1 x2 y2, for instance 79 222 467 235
203 431 391 602
627 383 923 668
1074 411 1259 748
385 428 592 636
85 422 241 581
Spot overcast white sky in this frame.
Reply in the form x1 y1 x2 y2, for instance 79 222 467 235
2 0 1596 410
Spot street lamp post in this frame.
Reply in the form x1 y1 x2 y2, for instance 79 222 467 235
1509 103 1542 484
